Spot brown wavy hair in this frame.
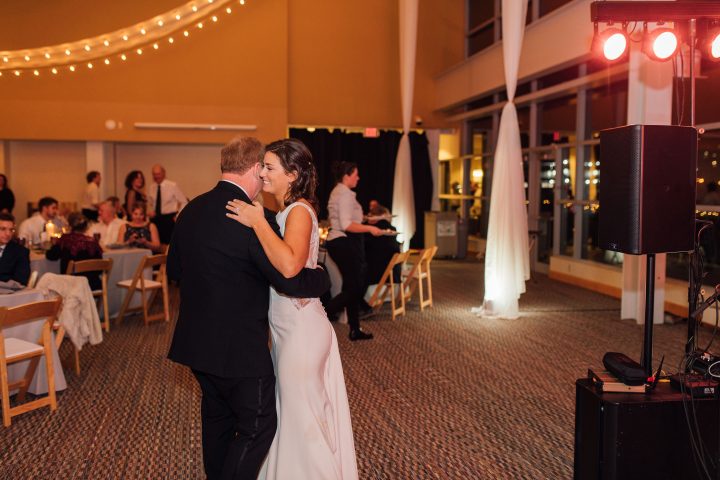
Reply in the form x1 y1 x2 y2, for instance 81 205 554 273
265 138 319 212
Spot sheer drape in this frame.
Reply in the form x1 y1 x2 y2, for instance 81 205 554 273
477 0 530 319
391 0 419 249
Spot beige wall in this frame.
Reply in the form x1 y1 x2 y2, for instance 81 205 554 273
7 141 87 222
0 0 464 144
114 143 223 202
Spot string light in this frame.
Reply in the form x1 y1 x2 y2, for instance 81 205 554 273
0 0 250 77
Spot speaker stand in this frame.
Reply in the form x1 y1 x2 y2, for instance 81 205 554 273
642 253 655 378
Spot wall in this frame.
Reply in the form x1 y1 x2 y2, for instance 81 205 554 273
0 0 289 144
0 0 464 144
7 141 87 221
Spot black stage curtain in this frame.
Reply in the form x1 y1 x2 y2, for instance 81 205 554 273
289 128 433 248
408 132 433 249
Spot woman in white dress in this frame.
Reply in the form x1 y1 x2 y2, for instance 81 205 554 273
226 138 358 480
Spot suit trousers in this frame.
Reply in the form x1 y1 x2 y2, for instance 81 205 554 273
325 235 366 330
152 212 176 245
192 371 277 480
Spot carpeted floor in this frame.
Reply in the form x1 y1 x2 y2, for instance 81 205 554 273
0 258 695 479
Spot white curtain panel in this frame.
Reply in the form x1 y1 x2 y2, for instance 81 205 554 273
478 0 530 318
392 0 419 248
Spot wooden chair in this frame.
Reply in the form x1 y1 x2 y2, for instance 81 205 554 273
366 250 411 321
27 271 39 289
403 246 439 310
116 254 169 325
66 258 114 333
0 298 62 427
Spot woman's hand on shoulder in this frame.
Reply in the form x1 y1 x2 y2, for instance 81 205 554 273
226 199 264 228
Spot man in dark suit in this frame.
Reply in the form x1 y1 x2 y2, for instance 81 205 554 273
0 213 30 285
167 137 330 480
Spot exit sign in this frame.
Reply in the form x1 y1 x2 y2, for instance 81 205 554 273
364 127 379 138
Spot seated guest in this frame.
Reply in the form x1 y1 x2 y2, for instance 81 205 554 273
46 212 103 290
18 196 62 245
0 213 30 285
117 202 162 252
88 201 125 248
364 205 401 285
107 195 126 219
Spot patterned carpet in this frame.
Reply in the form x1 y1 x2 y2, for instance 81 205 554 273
0 258 695 479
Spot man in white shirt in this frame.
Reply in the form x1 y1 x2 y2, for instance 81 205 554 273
148 164 188 244
18 196 60 245
88 201 125 247
81 171 101 222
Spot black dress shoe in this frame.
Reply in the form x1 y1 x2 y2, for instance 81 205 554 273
349 328 374 341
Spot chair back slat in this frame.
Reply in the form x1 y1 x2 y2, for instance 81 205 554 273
142 254 167 269
66 258 113 275
0 298 62 330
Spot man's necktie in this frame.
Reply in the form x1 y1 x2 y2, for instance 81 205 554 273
155 184 162 216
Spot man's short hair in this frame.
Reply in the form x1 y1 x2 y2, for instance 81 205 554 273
0 212 15 223
220 137 265 174
86 171 100 183
38 197 58 210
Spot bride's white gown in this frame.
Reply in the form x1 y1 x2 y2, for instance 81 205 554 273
258 202 358 480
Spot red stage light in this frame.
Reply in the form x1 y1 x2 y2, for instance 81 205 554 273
593 27 629 61
707 29 720 61
643 27 679 61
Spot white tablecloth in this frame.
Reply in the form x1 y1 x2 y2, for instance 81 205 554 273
31 248 152 318
0 289 67 395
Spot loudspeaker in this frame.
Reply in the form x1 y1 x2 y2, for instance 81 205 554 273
598 124 697 255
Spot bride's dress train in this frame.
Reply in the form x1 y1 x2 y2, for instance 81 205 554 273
258 202 358 480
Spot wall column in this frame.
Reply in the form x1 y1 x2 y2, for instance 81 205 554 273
85 142 114 200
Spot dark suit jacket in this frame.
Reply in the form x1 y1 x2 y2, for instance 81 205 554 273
0 241 30 285
167 181 330 378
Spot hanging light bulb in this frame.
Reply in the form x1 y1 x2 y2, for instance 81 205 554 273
226 7 232 13
140 28 147 35
51 68 58 74
121 54 127 61
157 20 164 27
69 65 76 72
198 22 204 29
84 44 91 51
104 58 110 65
2 57 8 62
153 43 159 50
175 13 181 20
192 5 198 12
212 15 218 22
24 55 30 61
87 62 93 69
137 48 143 55
104 40 110 47
65 49 71 55
33 70 39 76
122 34 129 41
184 30 190 37
14 70 20 76
168 37 175 44
44 52 51 59
240 0 245 5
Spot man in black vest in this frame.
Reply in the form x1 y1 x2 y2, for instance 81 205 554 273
0 212 30 285
167 137 329 480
